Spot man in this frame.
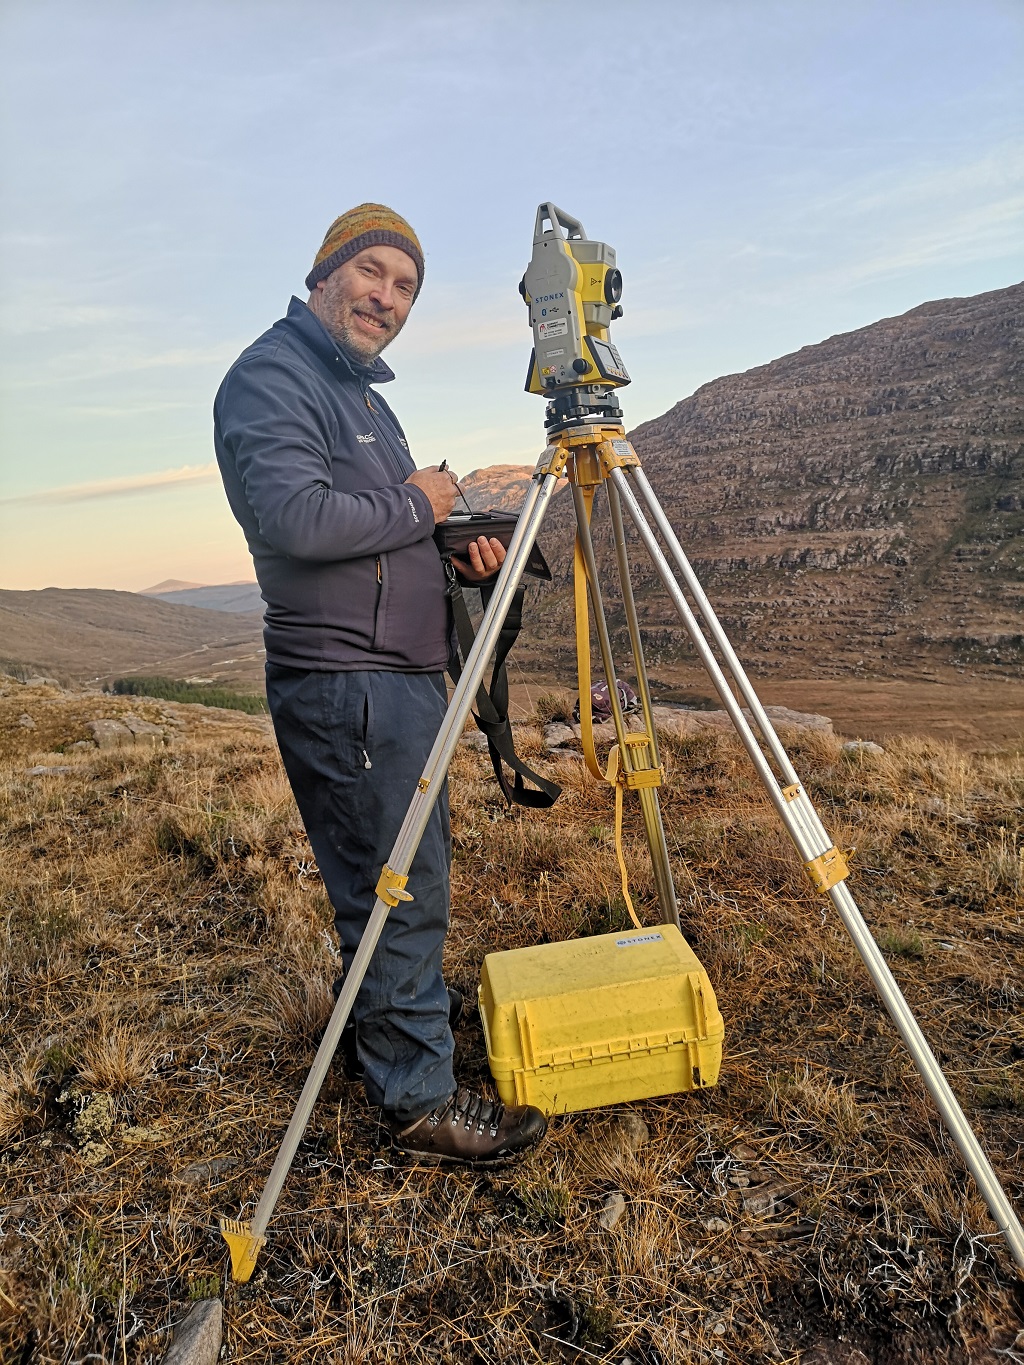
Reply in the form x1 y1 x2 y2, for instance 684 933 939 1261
214 204 546 1164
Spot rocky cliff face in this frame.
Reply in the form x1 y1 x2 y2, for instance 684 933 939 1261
457 462 564 512
513 281 1023 679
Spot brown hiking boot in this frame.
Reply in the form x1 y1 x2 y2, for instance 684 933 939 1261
387 1088 546 1166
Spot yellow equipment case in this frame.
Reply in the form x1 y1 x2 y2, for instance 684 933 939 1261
478 923 724 1116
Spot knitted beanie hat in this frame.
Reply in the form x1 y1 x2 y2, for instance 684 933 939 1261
305 204 425 295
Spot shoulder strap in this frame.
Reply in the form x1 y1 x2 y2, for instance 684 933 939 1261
444 562 561 809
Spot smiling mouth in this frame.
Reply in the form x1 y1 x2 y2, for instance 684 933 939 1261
353 310 389 333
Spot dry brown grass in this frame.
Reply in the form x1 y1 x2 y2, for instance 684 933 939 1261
1 675 1022 1363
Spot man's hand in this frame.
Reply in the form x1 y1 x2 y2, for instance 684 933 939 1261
405 465 459 523
451 535 506 583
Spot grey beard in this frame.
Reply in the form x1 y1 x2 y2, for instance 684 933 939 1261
331 309 397 366
323 321 380 366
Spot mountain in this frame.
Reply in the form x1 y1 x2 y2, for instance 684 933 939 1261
0 588 265 688
139 579 207 594
5 284 1019 698
145 583 265 614
458 462 547 512
517 281 1023 682
136 470 556 617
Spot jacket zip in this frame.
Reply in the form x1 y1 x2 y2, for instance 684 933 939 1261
360 380 412 482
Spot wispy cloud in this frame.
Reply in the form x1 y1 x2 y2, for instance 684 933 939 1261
812 142 1024 218
834 195 1024 287
0 342 244 388
1 463 219 507
0 289 140 335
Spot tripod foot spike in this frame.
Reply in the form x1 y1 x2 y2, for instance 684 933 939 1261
220 1217 266 1283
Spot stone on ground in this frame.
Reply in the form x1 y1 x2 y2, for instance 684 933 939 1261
542 704 835 751
162 1299 222 1365
87 718 136 748
842 739 884 756
596 1190 627 1230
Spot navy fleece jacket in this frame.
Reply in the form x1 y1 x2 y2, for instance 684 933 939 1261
214 298 449 671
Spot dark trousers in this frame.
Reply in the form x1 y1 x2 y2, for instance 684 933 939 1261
265 665 455 1121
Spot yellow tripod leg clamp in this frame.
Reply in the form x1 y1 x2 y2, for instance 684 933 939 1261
804 846 852 893
535 438 570 479
783 784 853 892
625 766 663 790
622 732 663 790
220 1218 266 1284
597 436 641 474
375 864 414 907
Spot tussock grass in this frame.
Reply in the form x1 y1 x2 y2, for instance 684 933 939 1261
1 677 1022 1362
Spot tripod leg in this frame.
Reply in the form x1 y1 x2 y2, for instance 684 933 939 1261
572 485 633 762
606 480 680 929
610 464 1024 1275
221 469 563 1282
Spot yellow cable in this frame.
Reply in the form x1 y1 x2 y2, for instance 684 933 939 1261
607 745 643 930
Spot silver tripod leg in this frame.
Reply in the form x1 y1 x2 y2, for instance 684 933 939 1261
611 464 1024 1274
222 467 562 1281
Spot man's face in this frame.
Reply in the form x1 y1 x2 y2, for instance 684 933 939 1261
309 245 418 363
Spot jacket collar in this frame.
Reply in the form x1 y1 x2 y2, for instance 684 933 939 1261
283 296 395 384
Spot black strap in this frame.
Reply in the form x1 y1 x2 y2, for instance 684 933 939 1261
444 561 561 809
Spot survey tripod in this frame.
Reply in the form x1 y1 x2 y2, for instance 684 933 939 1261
221 204 1024 1283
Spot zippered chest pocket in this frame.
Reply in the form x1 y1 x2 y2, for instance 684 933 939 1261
360 388 414 480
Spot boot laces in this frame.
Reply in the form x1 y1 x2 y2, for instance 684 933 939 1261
437 1088 503 1138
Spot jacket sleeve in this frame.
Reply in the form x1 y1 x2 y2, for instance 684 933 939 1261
215 355 435 562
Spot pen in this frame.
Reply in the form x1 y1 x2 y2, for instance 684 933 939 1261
438 458 474 514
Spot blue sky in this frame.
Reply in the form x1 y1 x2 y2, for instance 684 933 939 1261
1 0 1021 590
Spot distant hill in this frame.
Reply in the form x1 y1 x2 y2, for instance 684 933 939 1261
0 588 265 688
139 578 207 594
458 462 562 512
145 582 265 614
7 284 1019 694
518 281 1024 681
136 469 549 617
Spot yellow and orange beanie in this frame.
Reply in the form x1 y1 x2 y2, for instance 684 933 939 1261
305 204 425 296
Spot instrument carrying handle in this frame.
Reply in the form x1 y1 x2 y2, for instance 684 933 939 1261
535 202 586 243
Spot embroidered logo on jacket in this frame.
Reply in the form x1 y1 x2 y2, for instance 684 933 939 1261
356 432 377 444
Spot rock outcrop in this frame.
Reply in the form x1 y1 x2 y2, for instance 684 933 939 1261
499 281 1023 681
